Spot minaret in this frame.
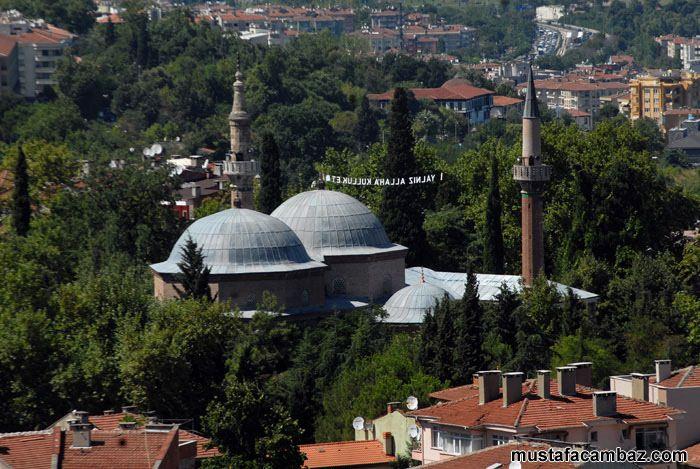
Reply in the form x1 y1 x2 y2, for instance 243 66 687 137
513 63 551 286
225 66 258 209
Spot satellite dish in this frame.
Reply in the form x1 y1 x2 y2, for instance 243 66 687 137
151 143 163 155
142 147 151 156
509 462 522 469
175 136 181 142
352 417 365 431
202 158 209 169
129 147 135 153
408 425 420 439
406 396 418 411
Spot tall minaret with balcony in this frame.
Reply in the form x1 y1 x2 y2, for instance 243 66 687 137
513 63 551 286
225 66 258 209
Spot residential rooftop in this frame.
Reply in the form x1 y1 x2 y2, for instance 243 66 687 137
300 439 396 468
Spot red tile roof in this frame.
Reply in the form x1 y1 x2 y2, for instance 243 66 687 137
88 412 130 430
430 383 477 401
685 441 700 468
180 429 221 459
655 366 700 388
0 34 17 56
96 14 124 24
493 95 524 107
300 440 395 468
412 379 683 432
417 441 575 468
61 429 174 468
0 430 56 469
368 78 493 102
565 109 591 118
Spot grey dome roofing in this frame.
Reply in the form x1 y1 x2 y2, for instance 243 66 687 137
150 209 326 275
270 190 406 260
383 283 454 324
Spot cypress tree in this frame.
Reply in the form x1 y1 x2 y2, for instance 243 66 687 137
483 153 504 274
174 236 214 301
418 304 439 376
452 269 484 383
354 95 379 150
433 294 455 382
12 146 31 237
105 17 116 46
378 88 426 265
258 132 282 214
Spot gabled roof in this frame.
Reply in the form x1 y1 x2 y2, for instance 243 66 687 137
653 365 700 388
415 441 575 468
300 440 396 468
0 430 55 469
412 379 683 432
492 95 524 107
367 78 493 103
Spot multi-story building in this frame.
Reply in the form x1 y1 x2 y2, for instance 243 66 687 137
404 24 476 53
629 71 700 127
656 35 700 70
368 78 494 125
612 360 700 449
518 77 628 120
370 9 401 30
410 365 685 466
0 11 73 98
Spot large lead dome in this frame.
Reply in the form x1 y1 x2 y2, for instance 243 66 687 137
271 190 402 260
383 283 454 324
150 209 324 275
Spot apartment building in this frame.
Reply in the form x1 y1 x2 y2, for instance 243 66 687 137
368 78 494 124
0 11 73 98
629 71 700 127
410 365 685 466
518 77 628 119
656 35 700 71
612 360 700 449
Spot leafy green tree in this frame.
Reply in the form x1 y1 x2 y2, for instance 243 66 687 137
203 377 305 469
174 236 213 301
258 132 283 214
315 334 441 442
379 88 426 265
12 146 30 236
483 154 504 274
551 333 622 388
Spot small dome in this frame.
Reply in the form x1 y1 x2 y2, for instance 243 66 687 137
383 283 454 324
151 209 325 275
271 190 403 260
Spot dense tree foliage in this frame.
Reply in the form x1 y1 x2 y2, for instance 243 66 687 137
258 132 282 214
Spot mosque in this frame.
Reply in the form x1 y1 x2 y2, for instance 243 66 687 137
150 66 597 321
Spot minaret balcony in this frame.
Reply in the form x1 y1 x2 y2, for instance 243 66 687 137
512 164 551 182
223 160 260 176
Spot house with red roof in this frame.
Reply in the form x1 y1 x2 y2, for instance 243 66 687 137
414 440 578 468
300 439 396 468
409 365 685 465
368 78 494 125
491 95 524 118
611 360 700 449
0 419 216 468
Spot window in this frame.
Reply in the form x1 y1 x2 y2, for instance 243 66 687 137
332 278 346 295
636 427 667 451
431 429 482 455
590 431 598 442
301 289 310 306
492 435 509 446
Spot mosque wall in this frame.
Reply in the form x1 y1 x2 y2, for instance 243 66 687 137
323 251 406 300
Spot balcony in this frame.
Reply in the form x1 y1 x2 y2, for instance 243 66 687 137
223 160 260 176
512 164 551 182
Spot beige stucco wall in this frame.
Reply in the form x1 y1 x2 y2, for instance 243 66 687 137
610 376 633 398
354 411 416 459
660 386 700 448
324 251 406 301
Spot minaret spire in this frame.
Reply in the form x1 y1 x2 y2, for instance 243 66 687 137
224 63 258 210
513 62 550 286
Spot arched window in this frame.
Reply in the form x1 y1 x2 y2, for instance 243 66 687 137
382 275 393 295
301 289 310 306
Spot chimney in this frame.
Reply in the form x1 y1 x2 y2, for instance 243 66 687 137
382 432 394 456
478 370 502 405
592 391 617 417
537 370 551 399
568 362 593 387
103 409 115 415
557 366 577 396
630 373 649 401
217 179 226 191
72 410 89 424
69 422 93 448
191 184 202 198
231 185 241 208
121 405 138 414
502 372 524 407
118 421 137 430
655 359 671 383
